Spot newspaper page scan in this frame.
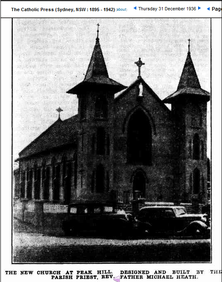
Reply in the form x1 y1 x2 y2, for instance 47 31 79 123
1 1 221 282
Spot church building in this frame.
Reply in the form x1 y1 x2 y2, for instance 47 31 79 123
14 26 210 210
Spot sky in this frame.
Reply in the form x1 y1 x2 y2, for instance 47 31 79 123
13 19 210 161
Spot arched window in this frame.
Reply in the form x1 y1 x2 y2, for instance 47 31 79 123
127 109 152 165
95 95 108 119
96 164 105 193
133 171 146 199
193 168 200 194
193 133 200 160
97 127 105 155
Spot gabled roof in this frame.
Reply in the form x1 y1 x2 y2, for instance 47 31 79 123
115 76 171 112
18 115 78 160
163 51 210 103
67 37 126 95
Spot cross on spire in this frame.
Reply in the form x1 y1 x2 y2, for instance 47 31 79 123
56 107 63 120
97 23 100 39
188 39 191 53
135 58 145 78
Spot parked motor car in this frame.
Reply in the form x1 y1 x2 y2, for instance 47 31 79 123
134 206 210 238
62 202 133 238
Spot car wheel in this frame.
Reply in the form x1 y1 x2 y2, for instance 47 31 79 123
188 224 205 239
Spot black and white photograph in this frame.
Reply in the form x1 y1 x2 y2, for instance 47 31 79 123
12 19 211 263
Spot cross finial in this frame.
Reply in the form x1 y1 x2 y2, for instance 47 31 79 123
188 39 191 53
135 58 145 78
56 107 63 120
97 23 100 39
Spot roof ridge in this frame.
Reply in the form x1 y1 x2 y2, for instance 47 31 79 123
19 119 62 156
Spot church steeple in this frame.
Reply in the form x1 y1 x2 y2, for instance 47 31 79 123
177 40 201 90
67 25 126 95
163 40 209 103
84 24 109 80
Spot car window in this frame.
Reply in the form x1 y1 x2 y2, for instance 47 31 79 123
163 209 174 218
77 206 88 214
138 208 157 219
174 208 187 216
94 207 102 214
104 206 113 213
70 207 77 214
84 208 88 214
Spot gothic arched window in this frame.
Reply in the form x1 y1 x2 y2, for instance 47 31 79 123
193 133 200 160
96 164 105 193
97 127 105 155
95 95 108 119
193 168 200 194
127 109 152 165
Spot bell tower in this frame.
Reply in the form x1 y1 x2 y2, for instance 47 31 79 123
164 40 210 206
67 25 126 202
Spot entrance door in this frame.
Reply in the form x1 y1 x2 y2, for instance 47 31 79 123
133 171 146 199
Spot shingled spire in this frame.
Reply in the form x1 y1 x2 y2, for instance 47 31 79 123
163 40 209 103
177 43 201 90
67 25 126 95
84 24 109 80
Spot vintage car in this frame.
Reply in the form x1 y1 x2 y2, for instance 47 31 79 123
62 202 133 238
134 206 210 238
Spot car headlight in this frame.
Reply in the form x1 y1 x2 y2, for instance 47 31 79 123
201 215 207 223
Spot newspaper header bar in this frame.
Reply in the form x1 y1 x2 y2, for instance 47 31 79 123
2 1 222 18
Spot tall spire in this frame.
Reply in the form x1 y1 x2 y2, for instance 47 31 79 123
163 41 209 103
177 46 201 90
84 24 109 80
67 25 126 95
